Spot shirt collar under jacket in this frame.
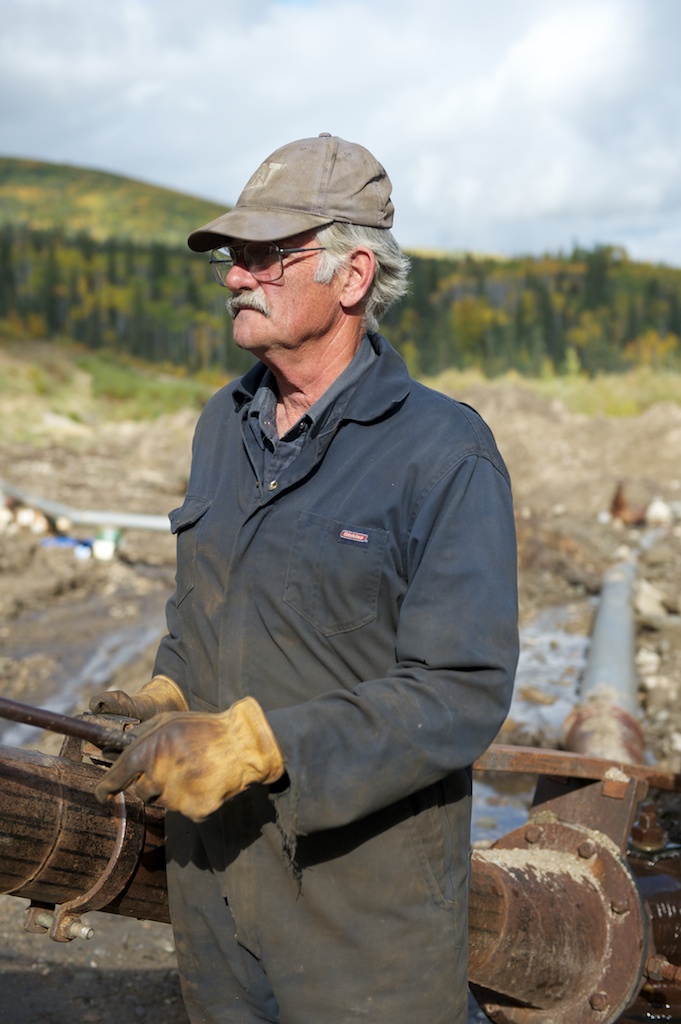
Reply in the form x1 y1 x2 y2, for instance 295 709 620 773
233 332 412 431
247 333 378 449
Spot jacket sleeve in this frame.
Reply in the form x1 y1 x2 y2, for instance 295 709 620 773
266 450 519 836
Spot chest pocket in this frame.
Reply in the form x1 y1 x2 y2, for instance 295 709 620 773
284 510 388 636
169 495 212 606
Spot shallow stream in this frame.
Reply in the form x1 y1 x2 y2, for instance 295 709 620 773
472 601 591 843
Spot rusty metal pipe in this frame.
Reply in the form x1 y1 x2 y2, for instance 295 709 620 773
562 701 646 765
469 849 610 1009
0 697 133 751
469 786 651 1024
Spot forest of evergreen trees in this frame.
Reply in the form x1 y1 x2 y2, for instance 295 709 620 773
1 222 680 379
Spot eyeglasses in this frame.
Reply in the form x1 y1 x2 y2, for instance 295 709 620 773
209 241 326 286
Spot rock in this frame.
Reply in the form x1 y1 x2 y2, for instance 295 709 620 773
518 685 557 706
641 540 677 570
641 674 680 714
636 646 662 676
635 578 669 629
646 497 674 526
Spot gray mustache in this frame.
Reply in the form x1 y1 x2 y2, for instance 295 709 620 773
226 291 271 319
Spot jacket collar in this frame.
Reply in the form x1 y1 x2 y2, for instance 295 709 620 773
232 333 412 427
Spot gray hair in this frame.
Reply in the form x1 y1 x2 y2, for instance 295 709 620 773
313 222 410 331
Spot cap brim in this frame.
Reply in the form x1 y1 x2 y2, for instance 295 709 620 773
187 207 335 252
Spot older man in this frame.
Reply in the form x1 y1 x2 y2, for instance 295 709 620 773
93 134 519 1024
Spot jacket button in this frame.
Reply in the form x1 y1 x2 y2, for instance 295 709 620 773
269 480 278 491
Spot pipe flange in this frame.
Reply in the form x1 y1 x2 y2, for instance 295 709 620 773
473 817 648 1024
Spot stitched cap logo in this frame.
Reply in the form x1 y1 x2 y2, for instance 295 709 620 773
243 161 284 191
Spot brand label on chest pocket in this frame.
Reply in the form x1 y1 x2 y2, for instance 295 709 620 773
284 511 388 636
339 529 369 544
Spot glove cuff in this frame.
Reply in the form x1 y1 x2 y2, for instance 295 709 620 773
230 697 285 785
89 675 188 720
140 675 190 714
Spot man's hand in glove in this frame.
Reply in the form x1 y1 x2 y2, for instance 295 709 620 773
94 697 285 822
89 675 189 721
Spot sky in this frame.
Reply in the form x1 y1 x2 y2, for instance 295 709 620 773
2 0 681 266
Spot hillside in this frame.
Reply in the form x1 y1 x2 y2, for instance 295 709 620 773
0 156 227 246
1 157 681 380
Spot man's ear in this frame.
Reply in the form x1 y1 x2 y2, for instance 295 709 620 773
339 247 376 310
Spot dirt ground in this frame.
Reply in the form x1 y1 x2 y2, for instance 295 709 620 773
1 342 680 1022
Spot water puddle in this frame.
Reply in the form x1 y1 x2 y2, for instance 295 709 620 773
504 602 591 746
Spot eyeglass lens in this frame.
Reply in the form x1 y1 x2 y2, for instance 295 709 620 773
214 243 282 284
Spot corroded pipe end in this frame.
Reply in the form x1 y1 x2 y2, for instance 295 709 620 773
562 699 646 765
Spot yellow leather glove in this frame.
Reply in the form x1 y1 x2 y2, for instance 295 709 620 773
89 675 189 721
94 697 285 822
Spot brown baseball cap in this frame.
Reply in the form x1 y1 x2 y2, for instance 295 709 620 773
187 133 394 252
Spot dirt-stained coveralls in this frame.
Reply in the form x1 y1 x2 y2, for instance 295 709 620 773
153 331 519 1024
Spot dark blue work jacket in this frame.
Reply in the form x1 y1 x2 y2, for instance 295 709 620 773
154 332 518 1021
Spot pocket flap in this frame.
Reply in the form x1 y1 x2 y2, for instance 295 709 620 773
169 495 212 535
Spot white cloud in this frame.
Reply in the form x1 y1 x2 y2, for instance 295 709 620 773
1 0 680 265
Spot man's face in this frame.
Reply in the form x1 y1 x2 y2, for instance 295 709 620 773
224 233 346 362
